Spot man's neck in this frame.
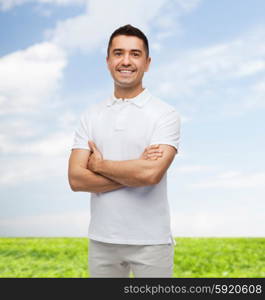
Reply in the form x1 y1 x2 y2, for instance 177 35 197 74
114 84 144 100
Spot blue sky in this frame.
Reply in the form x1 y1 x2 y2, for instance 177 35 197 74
0 0 264 237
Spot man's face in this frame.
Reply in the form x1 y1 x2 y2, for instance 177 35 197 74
106 35 151 89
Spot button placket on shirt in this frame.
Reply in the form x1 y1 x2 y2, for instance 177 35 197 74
114 100 130 131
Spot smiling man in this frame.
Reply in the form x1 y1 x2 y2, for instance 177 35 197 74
68 24 181 278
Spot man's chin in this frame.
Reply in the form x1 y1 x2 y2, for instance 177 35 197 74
114 80 137 88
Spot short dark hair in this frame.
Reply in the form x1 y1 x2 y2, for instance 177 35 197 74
107 24 149 58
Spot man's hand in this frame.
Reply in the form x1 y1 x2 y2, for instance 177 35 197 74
87 140 103 172
140 144 164 160
87 141 164 172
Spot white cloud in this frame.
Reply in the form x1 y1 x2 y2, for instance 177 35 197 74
0 90 109 189
46 0 201 54
0 211 90 237
174 0 201 12
190 171 265 189
176 164 214 173
0 42 67 114
0 151 70 186
148 26 265 115
234 60 265 77
252 79 265 93
19 132 73 156
48 0 167 53
0 125 76 186
150 0 201 43
1 119 40 139
241 77 265 110
0 0 86 11
167 161 218 179
57 111 78 130
171 209 264 237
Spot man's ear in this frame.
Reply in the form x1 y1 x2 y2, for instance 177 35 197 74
106 56 110 71
145 57 151 72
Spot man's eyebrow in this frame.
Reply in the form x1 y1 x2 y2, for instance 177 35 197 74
112 48 143 53
113 48 123 52
131 49 142 53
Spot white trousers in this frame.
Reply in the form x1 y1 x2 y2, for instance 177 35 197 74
88 239 174 278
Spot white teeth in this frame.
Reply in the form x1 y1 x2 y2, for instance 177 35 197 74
120 70 132 73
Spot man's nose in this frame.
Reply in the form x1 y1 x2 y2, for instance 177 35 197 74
121 53 131 65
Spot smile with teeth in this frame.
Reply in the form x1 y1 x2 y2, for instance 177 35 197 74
118 69 135 75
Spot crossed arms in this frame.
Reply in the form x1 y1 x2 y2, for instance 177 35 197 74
68 142 177 193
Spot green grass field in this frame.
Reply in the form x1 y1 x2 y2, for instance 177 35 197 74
0 237 264 278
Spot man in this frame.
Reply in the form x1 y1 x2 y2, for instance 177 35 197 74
68 24 181 278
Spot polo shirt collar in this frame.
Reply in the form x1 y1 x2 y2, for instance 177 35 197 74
106 88 151 108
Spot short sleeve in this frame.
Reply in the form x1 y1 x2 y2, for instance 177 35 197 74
150 109 181 151
71 111 92 152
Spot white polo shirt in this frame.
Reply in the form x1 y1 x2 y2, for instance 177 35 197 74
71 88 181 245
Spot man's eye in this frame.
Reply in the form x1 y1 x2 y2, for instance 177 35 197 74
115 52 122 56
132 53 139 56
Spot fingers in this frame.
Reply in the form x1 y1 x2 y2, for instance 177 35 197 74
146 149 163 155
146 156 159 160
147 153 162 159
88 140 97 152
144 151 163 160
142 144 162 160
88 140 93 150
144 144 163 160
150 144 160 149
145 144 159 151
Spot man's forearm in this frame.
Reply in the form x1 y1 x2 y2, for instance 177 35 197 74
95 159 155 187
70 167 125 193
